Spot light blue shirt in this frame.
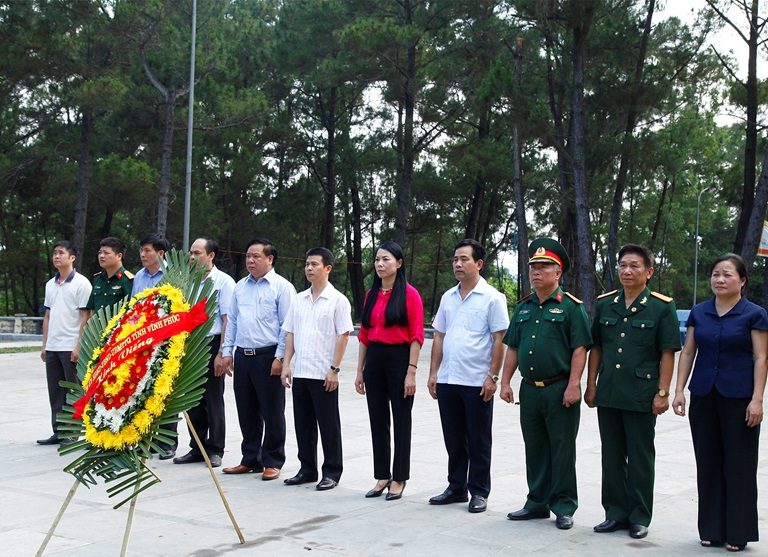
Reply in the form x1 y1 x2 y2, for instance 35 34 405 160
222 268 296 358
130 267 164 297
432 277 510 387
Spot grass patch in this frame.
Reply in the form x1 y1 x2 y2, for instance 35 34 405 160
0 346 41 354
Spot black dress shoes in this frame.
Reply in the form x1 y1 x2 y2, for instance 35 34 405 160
284 472 318 486
36 435 61 445
429 488 469 505
173 451 204 464
593 519 629 533
365 479 392 498
507 508 550 521
629 524 648 539
208 454 222 468
556 515 574 530
468 495 487 513
316 478 338 491
154 442 177 460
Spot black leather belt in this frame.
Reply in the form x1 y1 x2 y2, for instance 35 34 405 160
521 373 569 387
236 346 276 356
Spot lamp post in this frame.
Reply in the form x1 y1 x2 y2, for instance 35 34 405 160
182 0 197 251
692 185 712 306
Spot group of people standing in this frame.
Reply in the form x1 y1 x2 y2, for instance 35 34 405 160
36 234 765 552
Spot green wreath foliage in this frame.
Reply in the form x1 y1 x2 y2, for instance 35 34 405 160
55 249 217 508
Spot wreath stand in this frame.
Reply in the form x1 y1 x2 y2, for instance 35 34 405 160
36 411 244 556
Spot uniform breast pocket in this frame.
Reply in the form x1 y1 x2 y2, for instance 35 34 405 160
543 312 566 339
515 312 532 324
630 319 656 346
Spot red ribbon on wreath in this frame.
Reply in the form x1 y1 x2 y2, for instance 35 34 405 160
72 298 209 419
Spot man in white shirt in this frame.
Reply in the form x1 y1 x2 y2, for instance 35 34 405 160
427 239 510 513
220 238 296 480
280 248 353 491
37 240 92 445
174 238 236 468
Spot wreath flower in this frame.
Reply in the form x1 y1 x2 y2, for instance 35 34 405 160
75 285 198 450
57 251 216 508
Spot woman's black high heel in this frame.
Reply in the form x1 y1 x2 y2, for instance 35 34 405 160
385 480 406 501
365 479 392 498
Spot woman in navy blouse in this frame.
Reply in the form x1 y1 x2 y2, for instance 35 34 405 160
673 254 768 552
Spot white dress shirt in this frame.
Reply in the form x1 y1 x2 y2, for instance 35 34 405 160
282 283 353 380
432 276 510 387
199 265 236 337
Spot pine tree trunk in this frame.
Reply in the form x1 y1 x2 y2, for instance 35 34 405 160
72 112 91 259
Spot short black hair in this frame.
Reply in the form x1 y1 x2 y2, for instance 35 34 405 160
710 253 749 289
246 237 277 264
139 233 170 253
53 240 77 258
618 243 654 269
99 236 126 256
196 237 219 259
454 238 486 262
306 247 334 267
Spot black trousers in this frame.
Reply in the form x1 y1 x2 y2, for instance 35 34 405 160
436 383 493 498
363 342 413 481
186 336 226 457
45 351 77 435
233 346 286 469
292 377 343 481
690 388 760 543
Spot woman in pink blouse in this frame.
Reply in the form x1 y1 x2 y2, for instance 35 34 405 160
355 241 425 500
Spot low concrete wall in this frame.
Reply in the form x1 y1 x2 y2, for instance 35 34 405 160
0 315 43 335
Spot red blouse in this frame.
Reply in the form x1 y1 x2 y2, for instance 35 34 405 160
358 283 425 347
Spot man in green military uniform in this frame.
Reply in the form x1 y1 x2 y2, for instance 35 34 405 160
584 243 680 540
500 238 592 530
86 237 133 315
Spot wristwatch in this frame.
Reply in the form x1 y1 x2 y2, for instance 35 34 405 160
330 365 341 374
656 388 669 397
487 374 500 383
275 357 284 363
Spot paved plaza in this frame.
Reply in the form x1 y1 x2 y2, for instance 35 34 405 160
1 341 766 556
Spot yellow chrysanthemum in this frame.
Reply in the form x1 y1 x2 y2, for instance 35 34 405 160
81 284 192 451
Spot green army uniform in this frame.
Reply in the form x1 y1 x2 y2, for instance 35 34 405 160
591 287 680 527
86 267 134 313
503 287 592 516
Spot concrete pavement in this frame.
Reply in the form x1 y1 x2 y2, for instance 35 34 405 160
1 341 766 556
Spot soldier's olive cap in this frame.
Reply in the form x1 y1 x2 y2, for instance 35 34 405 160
528 238 570 273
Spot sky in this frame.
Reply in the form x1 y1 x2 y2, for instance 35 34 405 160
657 0 767 79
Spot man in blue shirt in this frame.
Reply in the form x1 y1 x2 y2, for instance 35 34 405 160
221 238 296 480
130 234 169 297
130 233 174 458
427 239 510 513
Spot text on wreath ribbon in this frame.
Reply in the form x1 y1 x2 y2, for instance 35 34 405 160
72 299 209 419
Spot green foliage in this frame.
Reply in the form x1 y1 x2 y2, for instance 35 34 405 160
0 0 764 313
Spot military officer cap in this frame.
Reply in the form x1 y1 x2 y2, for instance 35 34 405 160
528 238 570 273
